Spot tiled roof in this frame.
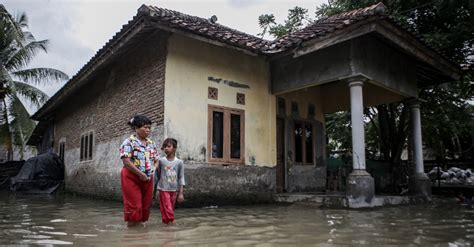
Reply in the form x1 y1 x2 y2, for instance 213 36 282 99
32 2 457 122
271 2 386 52
29 2 394 121
140 5 273 54
140 2 387 54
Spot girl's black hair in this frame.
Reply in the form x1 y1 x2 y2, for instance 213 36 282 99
161 138 178 150
128 115 152 129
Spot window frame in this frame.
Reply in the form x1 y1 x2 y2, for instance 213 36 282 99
293 120 314 166
80 131 94 162
208 105 245 165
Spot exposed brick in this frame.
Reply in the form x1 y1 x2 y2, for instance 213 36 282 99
54 31 168 150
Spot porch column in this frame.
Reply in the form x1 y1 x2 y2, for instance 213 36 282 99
349 80 366 170
407 99 431 198
346 78 374 204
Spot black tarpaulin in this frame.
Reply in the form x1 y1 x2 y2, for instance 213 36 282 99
10 153 64 194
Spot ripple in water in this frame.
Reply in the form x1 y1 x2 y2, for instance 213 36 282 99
0 192 473 246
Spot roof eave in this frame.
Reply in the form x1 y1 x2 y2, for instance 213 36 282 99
286 17 461 84
146 19 261 57
374 19 461 82
287 17 379 59
26 119 51 146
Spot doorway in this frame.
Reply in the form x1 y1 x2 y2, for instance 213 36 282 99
276 117 285 193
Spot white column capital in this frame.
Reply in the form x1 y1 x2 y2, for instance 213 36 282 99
348 81 364 88
346 75 369 87
405 98 426 109
409 103 420 109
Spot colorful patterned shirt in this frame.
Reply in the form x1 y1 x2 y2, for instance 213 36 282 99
119 135 158 177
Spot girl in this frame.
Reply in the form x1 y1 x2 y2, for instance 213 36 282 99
156 138 185 224
119 115 158 227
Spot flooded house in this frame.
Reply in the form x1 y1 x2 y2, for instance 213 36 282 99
27 3 461 207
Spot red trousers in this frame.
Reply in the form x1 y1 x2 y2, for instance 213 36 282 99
158 190 177 224
121 167 153 222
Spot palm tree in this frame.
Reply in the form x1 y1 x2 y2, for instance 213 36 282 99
0 5 68 160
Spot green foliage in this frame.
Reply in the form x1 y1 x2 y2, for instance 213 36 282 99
325 111 351 152
258 6 311 38
420 75 474 159
0 4 68 159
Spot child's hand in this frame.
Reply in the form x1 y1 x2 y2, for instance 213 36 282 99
177 192 184 203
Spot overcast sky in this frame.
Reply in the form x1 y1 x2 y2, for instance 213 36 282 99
3 0 327 105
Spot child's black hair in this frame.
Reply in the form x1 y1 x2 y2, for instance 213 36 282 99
161 138 178 150
128 115 152 129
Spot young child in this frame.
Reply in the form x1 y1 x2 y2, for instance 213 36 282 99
156 138 185 224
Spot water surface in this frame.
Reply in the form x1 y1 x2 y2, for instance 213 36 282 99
0 192 473 246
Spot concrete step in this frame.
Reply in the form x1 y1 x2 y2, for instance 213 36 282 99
275 192 418 208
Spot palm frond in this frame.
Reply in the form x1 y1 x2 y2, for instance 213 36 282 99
4 40 48 71
9 81 49 107
11 67 68 85
14 12 28 29
0 22 18 58
0 47 16 68
22 31 35 42
0 5 25 44
0 64 15 92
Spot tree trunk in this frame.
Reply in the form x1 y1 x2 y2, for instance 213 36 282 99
377 105 391 160
375 103 410 193
392 105 409 165
17 121 25 160
0 98 13 161
0 65 13 161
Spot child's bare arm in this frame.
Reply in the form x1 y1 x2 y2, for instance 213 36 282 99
177 161 185 203
177 185 184 203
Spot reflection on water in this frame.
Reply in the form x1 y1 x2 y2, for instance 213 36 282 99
0 192 473 246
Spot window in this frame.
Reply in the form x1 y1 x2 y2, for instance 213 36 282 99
80 131 94 161
58 141 65 163
208 105 244 164
294 121 313 165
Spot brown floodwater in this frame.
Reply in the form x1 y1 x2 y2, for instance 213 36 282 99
0 192 473 246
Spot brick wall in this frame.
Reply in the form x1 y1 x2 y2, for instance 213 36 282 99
52 31 168 199
55 31 168 151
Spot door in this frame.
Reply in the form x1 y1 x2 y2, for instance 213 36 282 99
276 117 285 193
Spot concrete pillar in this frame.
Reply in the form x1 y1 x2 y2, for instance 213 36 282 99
346 79 374 204
407 99 431 199
284 117 293 192
349 81 366 170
